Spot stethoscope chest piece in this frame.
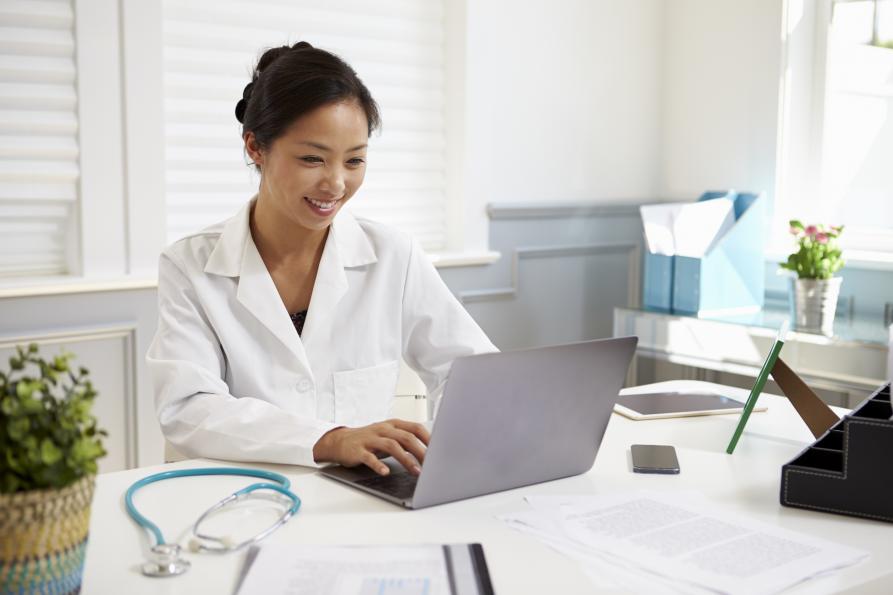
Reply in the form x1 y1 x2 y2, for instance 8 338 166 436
141 543 191 577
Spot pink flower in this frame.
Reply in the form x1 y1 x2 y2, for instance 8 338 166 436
804 225 818 236
815 232 829 244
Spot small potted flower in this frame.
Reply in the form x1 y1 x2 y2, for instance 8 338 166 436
0 344 107 594
779 220 845 335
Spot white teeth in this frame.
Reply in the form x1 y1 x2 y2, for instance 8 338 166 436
306 197 337 210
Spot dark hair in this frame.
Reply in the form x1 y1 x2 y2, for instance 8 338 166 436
235 41 380 157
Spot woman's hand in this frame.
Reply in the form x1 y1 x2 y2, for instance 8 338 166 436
313 419 430 476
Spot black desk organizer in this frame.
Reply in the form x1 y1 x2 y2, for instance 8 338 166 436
781 382 893 523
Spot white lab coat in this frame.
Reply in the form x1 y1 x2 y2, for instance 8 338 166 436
147 199 496 467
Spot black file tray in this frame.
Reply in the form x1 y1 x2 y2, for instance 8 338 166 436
781 382 893 523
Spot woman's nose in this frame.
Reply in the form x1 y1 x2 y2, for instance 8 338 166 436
319 166 346 197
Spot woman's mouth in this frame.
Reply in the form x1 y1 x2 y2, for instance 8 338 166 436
304 196 339 215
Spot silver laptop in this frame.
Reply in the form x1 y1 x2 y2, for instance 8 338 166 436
319 336 638 509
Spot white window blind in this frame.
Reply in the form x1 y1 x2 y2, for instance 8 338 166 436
162 0 447 250
0 0 79 277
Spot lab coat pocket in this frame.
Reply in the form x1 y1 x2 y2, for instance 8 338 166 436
333 360 400 427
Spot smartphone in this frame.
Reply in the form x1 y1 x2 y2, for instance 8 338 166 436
631 444 680 474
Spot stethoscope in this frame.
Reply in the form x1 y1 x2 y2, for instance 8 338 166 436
125 467 301 577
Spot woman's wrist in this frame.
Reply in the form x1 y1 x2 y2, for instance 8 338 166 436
313 426 347 463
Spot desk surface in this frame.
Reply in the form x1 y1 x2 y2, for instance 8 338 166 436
82 381 891 594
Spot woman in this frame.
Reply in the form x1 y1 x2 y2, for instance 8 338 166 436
147 42 496 476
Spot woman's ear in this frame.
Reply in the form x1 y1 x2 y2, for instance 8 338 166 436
244 132 264 167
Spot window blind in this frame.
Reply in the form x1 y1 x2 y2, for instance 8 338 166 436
0 0 79 277
162 0 447 250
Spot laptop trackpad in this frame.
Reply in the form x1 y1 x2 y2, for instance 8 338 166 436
321 457 406 482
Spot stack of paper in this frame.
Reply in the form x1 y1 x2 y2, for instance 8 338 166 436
640 199 736 259
499 491 868 594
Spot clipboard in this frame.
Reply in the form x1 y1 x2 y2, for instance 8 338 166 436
235 542 494 595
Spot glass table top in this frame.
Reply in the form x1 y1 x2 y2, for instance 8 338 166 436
620 305 891 347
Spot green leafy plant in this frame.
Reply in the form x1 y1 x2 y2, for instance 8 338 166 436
0 344 107 494
779 220 845 280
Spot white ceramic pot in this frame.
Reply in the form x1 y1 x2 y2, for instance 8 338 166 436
790 277 842 336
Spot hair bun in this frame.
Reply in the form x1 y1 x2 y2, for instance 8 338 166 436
292 41 313 50
235 99 247 124
234 81 255 123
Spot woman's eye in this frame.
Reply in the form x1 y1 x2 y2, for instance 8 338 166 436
300 156 323 164
347 158 366 166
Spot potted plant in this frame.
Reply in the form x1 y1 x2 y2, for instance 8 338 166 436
779 220 845 335
0 344 107 594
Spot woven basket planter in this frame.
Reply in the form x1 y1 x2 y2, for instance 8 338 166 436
0 474 96 595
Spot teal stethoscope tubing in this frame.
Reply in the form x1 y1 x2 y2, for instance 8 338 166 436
125 467 301 548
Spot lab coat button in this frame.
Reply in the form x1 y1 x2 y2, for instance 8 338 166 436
296 379 312 393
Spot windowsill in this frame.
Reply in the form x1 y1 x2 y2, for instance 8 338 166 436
0 251 502 298
0 276 158 299
429 250 501 268
765 249 893 272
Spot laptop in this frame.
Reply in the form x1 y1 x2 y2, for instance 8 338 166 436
319 336 638 509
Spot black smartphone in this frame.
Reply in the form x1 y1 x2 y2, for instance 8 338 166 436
631 444 680 474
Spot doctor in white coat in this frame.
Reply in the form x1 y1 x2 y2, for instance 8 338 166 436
147 42 496 476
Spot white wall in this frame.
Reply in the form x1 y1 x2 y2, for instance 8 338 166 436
660 0 784 202
458 0 787 246
458 0 666 251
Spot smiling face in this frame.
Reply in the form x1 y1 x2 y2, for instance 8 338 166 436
246 100 369 233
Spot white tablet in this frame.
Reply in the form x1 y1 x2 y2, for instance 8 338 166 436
614 389 767 421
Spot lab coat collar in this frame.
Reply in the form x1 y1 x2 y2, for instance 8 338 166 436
203 199 377 277
331 208 377 269
298 209 377 349
203 199 252 278
236 233 310 368
201 198 378 366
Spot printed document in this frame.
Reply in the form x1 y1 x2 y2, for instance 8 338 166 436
501 491 868 595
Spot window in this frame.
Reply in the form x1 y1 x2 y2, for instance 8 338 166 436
776 0 893 257
162 0 449 251
0 0 79 278
823 0 893 251
0 0 475 286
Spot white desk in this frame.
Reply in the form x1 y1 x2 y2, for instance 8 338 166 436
82 382 891 594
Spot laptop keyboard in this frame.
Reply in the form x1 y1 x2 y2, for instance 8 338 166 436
356 472 418 500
